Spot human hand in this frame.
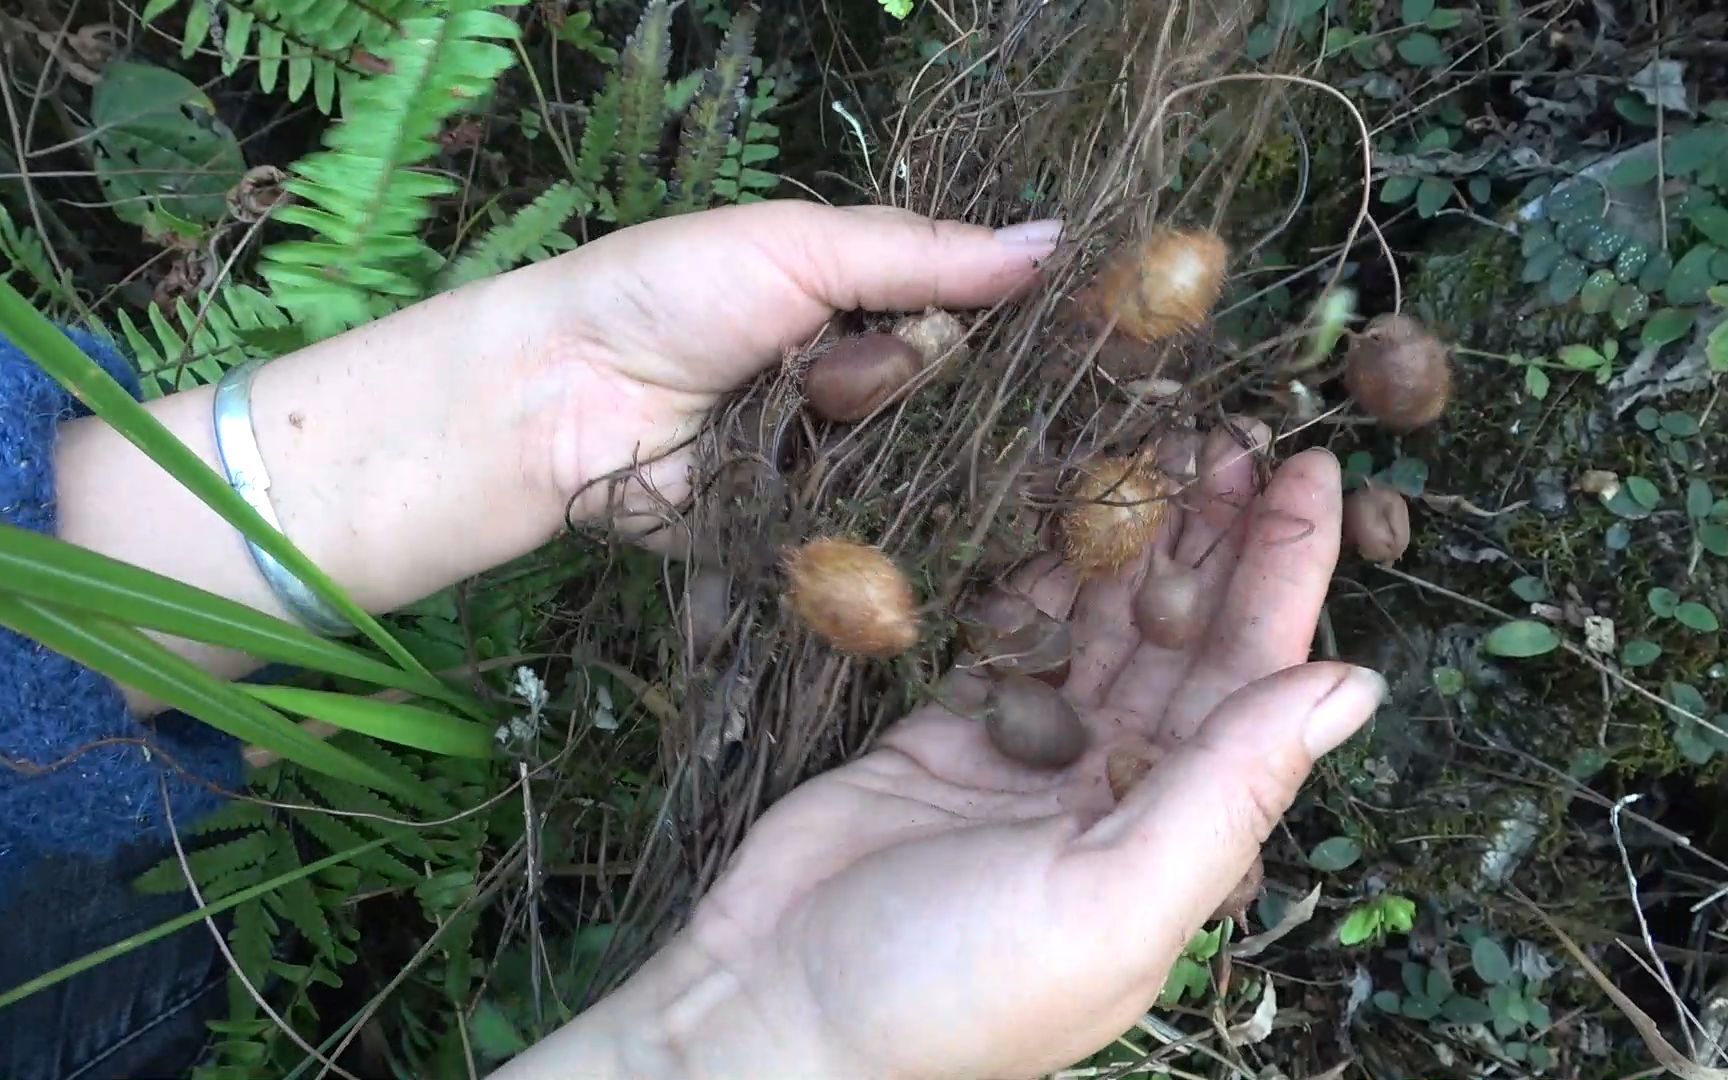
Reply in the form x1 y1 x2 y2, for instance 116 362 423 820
479 200 1061 533
501 427 1384 1080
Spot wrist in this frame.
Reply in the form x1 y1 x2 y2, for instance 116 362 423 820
494 920 857 1079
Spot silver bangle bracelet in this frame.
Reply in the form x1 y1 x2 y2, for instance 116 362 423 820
212 359 353 638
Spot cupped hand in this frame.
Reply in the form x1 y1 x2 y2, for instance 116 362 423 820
486 201 1061 528
657 428 1383 1079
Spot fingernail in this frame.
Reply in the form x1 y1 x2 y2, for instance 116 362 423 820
1303 666 1387 758
994 219 1063 255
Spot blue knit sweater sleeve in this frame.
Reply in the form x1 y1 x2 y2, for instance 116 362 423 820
0 326 240 889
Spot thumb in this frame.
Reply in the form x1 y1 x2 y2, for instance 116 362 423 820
1077 662 1386 936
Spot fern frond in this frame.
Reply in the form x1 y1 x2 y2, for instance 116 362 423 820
259 0 526 338
261 829 338 961
341 739 457 817
612 0 674 225
0 204 78 313
284 783 422 884
296 770 437 860
226 897 277 1023
142 0 426 113
712 76 783 204
436 181 583 291
668 10 757 215
134 830 274 895
116 282 296 398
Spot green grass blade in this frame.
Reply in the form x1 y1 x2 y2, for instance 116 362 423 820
241 686 497 759
0 595 414 798
0 280 430 681
0 838 387 1009
0 523 488 721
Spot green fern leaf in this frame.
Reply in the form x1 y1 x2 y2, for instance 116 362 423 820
225 897 276 1023
668 10 757 214
340 739 458 817
134 830 274 895
296 770 436 860
0 204 78 312
261 828 338 961
576 78 622 199
260 0 526 338
116 283 297 397
285 784 422 884
612 0 675 226
437 181 583 291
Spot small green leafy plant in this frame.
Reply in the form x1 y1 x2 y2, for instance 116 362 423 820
1338 893 1417 946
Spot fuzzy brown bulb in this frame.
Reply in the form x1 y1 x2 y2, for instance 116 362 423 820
984 674 1089 770
893 309 968 382
1106 748 1155 802
1060 455 1172 576
1342 313 1452 432
1341 484 1411 564
784 538 920 657
956 590 1072 686
804 333 924 422
1081 228 1229 343
1131 551 1206 649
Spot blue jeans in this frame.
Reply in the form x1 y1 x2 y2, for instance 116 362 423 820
0 831 225 1078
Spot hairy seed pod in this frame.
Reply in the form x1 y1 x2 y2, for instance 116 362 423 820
1341 484 1411 564
804 333 924 422
1060 455 1171 576
1131 551 1207 649
1343 313 1452 432
1213 855 1265 926
1106 748 1155 802
956 590 1072 686
784 538 920 657
984 673 1089 769
893 309 968 382
1081 228 1229 343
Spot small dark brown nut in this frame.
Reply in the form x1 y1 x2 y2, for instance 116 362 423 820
803 333 924 422
984 673 1089 770
1131 551 1206 650
1342 313 1452 432
1341 484 1411 564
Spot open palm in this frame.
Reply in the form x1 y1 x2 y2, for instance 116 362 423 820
493 201 1384 1079
673 433 1381 1079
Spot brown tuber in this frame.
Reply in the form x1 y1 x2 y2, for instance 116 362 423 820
1060 455 1172 576
784 538 920 658
1080 228 1229 343
1343 313 1452 432
956 590 1072 686
1131 551 1207 649
1341 484 1411 564
984 673 1089 770
804 333 924 422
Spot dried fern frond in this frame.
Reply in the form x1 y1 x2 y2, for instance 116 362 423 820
668 9 759 214
612 0 676 225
